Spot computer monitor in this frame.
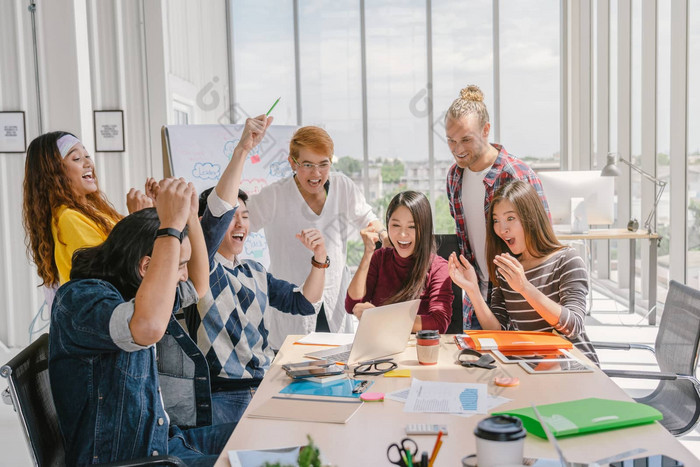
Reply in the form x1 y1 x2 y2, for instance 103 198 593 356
537 170 615 228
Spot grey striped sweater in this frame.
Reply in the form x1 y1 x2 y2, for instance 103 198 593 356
490 247 599 365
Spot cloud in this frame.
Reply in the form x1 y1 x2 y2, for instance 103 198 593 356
192 162 221 180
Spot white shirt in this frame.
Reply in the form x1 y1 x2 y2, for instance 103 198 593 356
247 172 377 349
461 165 492 299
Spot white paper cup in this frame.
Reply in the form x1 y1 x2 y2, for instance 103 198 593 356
474 415 526 466
416 330 440 365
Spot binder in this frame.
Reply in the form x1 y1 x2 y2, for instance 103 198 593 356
457 330 573 352
493 398 662 439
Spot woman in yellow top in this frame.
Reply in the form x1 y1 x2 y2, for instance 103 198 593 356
23 132 124 291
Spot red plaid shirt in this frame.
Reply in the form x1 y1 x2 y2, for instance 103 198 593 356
446 144 551 329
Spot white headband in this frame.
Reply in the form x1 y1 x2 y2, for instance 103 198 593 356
56 135 81 158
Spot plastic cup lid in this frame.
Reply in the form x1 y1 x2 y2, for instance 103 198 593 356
474 415 527 442
416 330 440 339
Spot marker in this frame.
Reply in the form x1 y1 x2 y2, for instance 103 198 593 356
266 97 281 116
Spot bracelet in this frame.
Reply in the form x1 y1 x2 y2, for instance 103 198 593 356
311 255 330 269
155 227 184 243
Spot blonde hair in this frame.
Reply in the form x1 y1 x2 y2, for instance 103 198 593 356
446 84 490 127
289 126 334 160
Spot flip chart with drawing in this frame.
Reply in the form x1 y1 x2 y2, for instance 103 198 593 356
162 124 298 267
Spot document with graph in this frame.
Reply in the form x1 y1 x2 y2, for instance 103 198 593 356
403 378 487 414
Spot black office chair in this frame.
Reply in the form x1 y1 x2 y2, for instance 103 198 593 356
592 280 700 436
436 234 463 334
0 333 186 466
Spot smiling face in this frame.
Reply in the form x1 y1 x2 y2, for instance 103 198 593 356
218 198 249 259
445 115 492 171
289 147 332 195
388 205 416 258
61 143 97 200
491 199 528 257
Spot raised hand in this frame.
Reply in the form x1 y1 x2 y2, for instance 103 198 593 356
126 188 154 213
448 252 480 296
493 253 530 294
186 182 199 224
237 114 273 154
154 178 191 231
145 177 159 202
296 228 328 263
359 223 381 254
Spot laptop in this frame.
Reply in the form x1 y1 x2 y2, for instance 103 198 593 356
304 299 421 366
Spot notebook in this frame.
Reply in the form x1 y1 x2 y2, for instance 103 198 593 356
304 299 420 366
494 397 663 439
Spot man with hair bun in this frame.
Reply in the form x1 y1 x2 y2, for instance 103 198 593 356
444 84 550 330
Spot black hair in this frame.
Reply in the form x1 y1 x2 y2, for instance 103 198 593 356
198 187 249 217
70 208 188 300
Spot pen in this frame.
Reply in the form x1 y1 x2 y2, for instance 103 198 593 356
266 97 281 116
428 430 443 467
428 440 442 467
405 449 413 467
352 380 370 394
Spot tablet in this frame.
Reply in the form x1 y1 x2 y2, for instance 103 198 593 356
518 359 594 374
492 348 577 364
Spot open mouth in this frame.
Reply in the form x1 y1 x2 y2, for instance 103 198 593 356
454 153 467 159
82 171 94 181
232 232 245 242
307 178 322 188
396 240 412 250
504 237 515 246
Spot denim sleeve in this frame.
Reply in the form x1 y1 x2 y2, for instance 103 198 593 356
109 300 152 352
200 190 237 269
52 280 150 355
266 273 316 316
177 280 198 309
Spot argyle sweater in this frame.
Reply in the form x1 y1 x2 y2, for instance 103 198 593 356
189 192 315 391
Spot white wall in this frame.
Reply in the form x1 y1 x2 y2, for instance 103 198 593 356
0 0 229 348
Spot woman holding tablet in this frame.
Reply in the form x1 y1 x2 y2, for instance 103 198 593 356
345 191 453 333
448 180 598 364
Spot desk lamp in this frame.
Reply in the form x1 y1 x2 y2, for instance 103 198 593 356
600 152 666 234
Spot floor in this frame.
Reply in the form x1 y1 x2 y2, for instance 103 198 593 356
0 287 699 465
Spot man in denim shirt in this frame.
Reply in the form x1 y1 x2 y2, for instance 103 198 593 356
49 178 235 466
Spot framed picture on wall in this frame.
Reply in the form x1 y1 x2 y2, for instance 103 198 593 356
93 110 125 152
0 111 27 153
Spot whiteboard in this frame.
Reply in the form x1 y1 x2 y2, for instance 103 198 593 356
163 124 298 267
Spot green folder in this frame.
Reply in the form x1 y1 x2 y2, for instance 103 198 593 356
493 398 662 439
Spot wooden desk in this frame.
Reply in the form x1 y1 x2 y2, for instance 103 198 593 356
215 335 696 466
556 228 661 325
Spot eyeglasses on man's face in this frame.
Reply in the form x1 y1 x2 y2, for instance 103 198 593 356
291 155 332 172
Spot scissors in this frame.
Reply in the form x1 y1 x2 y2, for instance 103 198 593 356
387 437 419 466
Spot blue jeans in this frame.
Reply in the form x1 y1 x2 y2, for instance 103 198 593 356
168 423 236 466
211 387 257 425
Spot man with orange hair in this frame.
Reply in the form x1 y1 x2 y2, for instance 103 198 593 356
247 126 385 349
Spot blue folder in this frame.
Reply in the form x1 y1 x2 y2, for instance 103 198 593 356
279 378 372 399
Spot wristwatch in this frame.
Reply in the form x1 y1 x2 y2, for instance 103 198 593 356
155 227 184 243
311 255 330 269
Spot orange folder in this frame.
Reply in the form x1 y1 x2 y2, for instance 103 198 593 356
457 330 573 352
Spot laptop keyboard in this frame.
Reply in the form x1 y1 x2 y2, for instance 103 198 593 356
305 345 352 364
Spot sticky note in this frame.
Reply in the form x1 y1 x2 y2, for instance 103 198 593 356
384 369 411 378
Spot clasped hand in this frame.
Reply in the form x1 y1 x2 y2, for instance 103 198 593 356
492 253 529 294
152 177 198 231
295 228 327 264
448 252 531 295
